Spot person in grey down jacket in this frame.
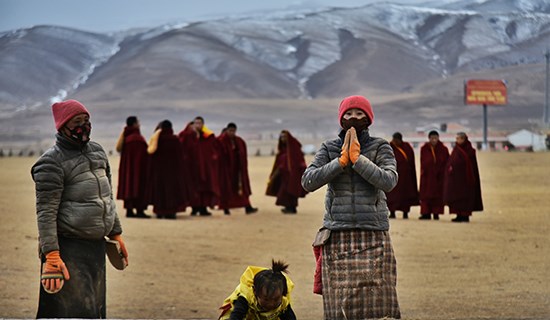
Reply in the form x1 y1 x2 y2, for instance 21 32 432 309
302 95 401 319
31 99 128 318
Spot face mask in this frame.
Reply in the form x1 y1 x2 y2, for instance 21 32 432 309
342 117 369 132
66 122 91 144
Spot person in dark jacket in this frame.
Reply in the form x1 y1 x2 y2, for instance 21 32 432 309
419 130 449 220
302 95 401 319
443 132 483 222
32 100 128 318
387 132 419 219
116 116 150 218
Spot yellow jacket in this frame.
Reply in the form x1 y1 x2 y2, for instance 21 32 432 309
219 266 294 320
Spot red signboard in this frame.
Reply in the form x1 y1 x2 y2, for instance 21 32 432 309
464 79 507 105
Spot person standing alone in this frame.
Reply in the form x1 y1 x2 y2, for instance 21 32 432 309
266 130 307 214
32 100 128 318
302 95 401 319
419 130 449 220
116 116 150 218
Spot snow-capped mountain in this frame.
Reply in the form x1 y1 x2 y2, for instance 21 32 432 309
0 0 548 139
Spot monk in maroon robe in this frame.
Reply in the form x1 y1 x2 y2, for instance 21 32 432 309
179 116 220 216
419 130 449 220
386 132 419 219
443 132 483 223
146 120 186 219
217 123 258 215
266 130 308 214
116 116 150 218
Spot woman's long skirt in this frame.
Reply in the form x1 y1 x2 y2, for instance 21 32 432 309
322 230 401 319
37 236 106 319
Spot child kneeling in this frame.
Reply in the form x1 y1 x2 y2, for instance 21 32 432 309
218 260 296 320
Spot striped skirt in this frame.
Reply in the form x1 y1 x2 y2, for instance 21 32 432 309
322 230 401 319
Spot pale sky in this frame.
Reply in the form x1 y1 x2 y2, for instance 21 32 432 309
0 0 434 33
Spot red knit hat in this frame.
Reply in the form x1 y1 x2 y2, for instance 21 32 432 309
51 100 90 130
338 95 374 127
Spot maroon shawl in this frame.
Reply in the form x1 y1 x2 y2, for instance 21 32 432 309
217 133 252 209
419 141 449 201
179 127 220 207
266 131 308 200
386 141 419 211
117 126 148 203
147 128 186 214
443 139 483 212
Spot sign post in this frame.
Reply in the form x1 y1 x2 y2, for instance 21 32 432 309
464 79 507 150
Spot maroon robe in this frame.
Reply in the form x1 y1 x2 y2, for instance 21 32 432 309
179 127 220 208
116 126 148 210
443 138 483 216
419 141 449 214
147 128 186 215
266 131 308 207
386 141 419 212
217 133 252 209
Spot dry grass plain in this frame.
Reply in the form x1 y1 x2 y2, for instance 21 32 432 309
0 151 549 319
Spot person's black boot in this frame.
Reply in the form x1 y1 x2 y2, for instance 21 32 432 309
245 206 258 214
433 214 440 220
282 207 297 214
165 213 177 220
389 211 396 219
135 210 151 219
224 209 230 215
126 209 136 218
199 207 212 216
452 215 464 222
419 214 431 220
403 212 409 219
191 207 199 216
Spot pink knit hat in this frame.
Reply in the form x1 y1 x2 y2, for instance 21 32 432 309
51 100 90 130
338 95 374 127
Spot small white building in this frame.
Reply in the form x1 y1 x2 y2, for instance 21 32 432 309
506 129 547 151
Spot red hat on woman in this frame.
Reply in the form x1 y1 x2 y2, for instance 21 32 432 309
52 100 90 130
338 95 374 127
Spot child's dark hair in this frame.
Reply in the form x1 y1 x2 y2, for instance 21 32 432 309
253 259 289 297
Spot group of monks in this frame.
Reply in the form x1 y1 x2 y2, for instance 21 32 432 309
116 116 309 219
386 130 483 223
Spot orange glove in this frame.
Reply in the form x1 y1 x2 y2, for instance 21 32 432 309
41 250 70 294
109 234 129 266
339 129 351 167
349 127 361 164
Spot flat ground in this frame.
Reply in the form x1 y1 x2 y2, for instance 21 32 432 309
0 151 548 319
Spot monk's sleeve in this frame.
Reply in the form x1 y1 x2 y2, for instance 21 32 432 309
352 142 398 192
301 142 343 192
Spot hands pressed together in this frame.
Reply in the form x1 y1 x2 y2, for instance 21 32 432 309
339 127 361 168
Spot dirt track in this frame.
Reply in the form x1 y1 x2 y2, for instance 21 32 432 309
0 152 549 319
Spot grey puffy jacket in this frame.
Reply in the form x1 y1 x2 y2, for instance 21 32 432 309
301 130 398 231
32 133 122 254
